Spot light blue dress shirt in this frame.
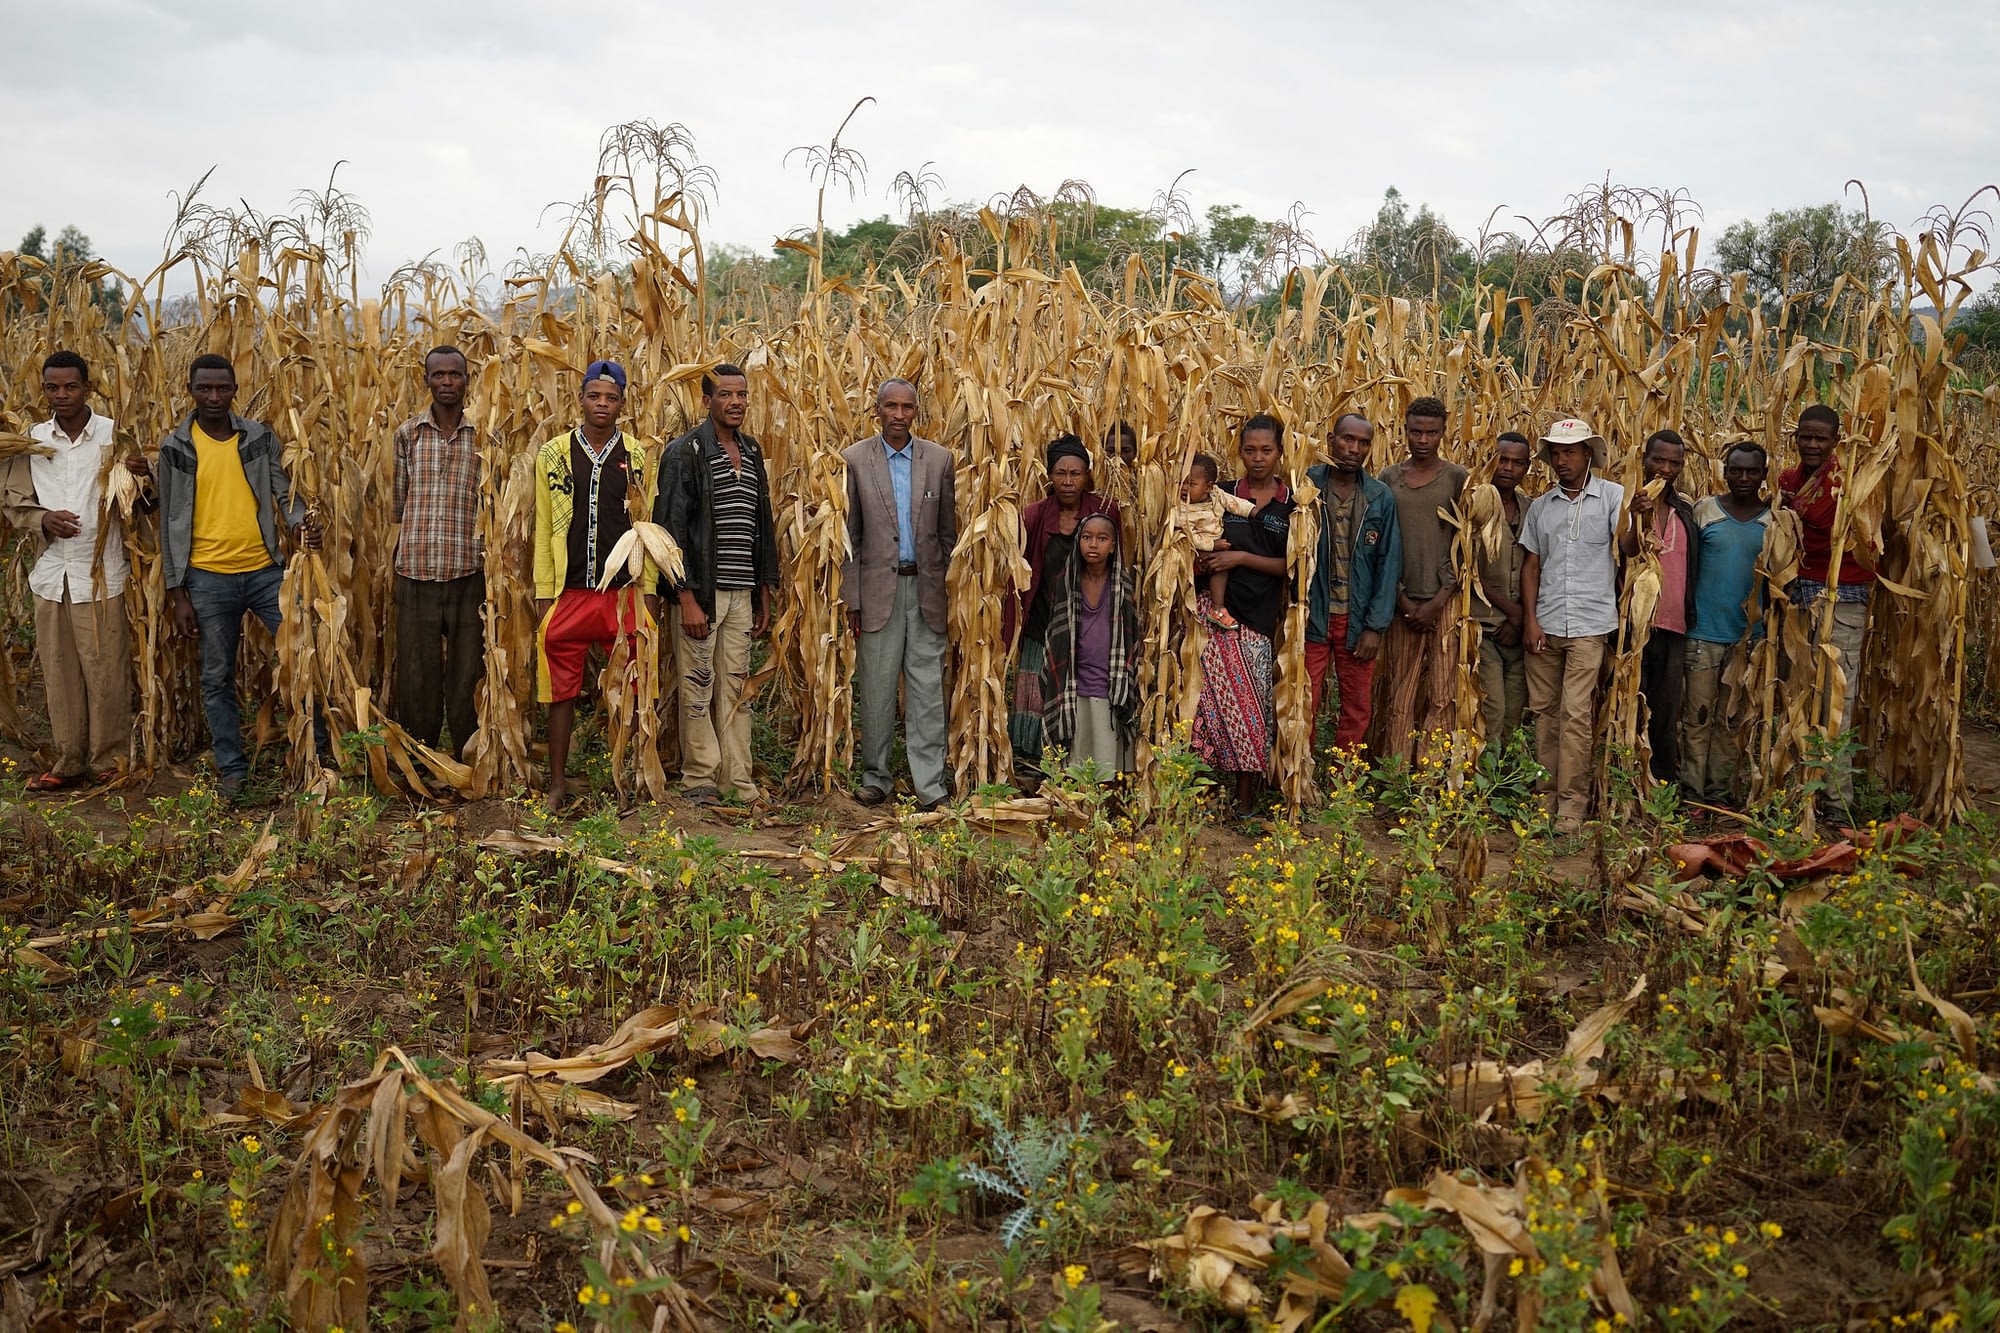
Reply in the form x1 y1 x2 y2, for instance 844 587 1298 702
884 438 916 564
1519 473 1625 637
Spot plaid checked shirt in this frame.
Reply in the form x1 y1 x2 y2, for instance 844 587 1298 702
393 407 483 581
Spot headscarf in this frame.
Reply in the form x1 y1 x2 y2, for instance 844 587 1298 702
1045 434 1090 473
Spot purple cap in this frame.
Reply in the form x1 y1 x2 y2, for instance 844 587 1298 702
583 359 627 392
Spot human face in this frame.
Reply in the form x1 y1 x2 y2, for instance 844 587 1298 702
190 367 237 428
1118 432 1138 468
876 383 918 445
1078 517 1116 571
1795 417 1838 472
1549 441 1592 488
580 379 623 432
426 352 467 412
1405 413 1445 464
1723 450 1766 503
1492 442 1530 493
707 374 749 432
42 366 88 426
1181 469 1211 504
1239 428 1280 482
1049 454 1088 507
1331 416 1374 475
1644 440 1685 491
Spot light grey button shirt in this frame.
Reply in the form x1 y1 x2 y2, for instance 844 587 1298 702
1519 473 1625 637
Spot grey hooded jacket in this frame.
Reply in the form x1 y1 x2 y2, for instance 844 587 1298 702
156 413 306 590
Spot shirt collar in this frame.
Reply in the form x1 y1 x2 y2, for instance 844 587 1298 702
418 403 474 437
45 411 98 444
882 435 915 460
1554 473 1614 501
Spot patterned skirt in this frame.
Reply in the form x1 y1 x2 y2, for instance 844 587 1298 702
1192 620 1275 775
1009 636 1047 758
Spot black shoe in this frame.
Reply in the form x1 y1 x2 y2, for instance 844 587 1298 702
855 786 889 807
919 796 949 813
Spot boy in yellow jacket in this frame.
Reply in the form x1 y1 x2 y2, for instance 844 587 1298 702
533 360 658 809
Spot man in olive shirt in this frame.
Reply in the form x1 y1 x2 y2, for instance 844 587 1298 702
1368 396 1468 764
1475 432 1531 743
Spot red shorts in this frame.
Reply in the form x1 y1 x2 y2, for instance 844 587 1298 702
536 587 653 703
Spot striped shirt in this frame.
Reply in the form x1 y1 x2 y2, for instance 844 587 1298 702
393 407 483 581
710 449 760 590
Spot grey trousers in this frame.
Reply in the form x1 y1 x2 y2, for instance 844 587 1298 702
857 574 950 803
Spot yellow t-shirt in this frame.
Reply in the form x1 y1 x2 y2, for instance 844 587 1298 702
190 424 272 574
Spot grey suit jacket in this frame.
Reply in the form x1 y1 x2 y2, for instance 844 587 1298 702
841 434 957 634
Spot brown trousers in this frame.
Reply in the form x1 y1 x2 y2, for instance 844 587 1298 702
34 592 131 776
393 573 486 762
1369 599 1462 766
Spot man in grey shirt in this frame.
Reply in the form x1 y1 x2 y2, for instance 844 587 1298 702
1520 418 1625 834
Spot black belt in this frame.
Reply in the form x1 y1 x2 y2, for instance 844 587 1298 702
896 562 920 576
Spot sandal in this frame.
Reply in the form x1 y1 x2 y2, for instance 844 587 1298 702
25 771 81 793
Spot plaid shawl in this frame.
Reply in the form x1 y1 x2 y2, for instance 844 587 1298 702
1040 538 1141 749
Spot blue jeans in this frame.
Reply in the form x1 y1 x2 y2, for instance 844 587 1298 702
186 564 327 783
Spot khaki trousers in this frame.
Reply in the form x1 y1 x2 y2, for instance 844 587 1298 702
1813 599 1868 804
34 591 131 777
1681 637 1741 803
1525 633 1606 821
674 588 760 800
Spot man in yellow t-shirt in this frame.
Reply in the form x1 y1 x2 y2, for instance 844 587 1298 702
139 353 323 801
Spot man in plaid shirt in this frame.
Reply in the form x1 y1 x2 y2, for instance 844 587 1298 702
392 346 486 762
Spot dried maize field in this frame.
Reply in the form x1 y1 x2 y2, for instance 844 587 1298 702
2 171 1999 1331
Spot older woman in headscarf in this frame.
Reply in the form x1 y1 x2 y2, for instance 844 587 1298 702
1007 434 1121 771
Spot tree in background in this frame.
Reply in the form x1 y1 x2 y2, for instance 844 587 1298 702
15 224 127 324
1713 202 1894 331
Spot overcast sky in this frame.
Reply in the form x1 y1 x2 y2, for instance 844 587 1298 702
6 0 1998 293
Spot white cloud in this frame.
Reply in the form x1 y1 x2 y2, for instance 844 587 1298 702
2 0 1994 291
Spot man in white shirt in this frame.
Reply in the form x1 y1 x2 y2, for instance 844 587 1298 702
0 351 134 790
1519 417 1625 834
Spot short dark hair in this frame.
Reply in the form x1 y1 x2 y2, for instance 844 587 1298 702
1188 453 1220 484
1406 395 1447 424
424 345 467 371
702 362 747 397
42 350 90 383
1241 413 1284 446
1105 420 1137 446
1496 430 1529 447
1798 404 1840 433
1724 441 1768 469
1644 428 1686 454
188 352 235 387
1332 411 1370 434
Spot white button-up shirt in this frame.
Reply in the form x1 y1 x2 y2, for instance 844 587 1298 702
25 412 127 603
1519 473 1625 637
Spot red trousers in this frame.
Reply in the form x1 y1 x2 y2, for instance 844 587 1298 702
1304 614 1376 751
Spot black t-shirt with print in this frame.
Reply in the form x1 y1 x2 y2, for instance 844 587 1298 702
1219 478 1295 639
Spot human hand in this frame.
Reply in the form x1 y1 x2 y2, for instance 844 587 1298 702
848 610 862 635
536 598 553 622
1525 618 1548 654
40 510 81 540
1354 629 1382 663
299 520 323 550
752 601 769 638
679 593 710 640
1495 619 1522 648
172 589 199 638
124 455 152 480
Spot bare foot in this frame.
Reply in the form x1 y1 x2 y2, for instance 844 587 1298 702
547 782 568 812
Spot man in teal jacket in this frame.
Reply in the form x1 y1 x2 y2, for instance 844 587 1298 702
1304 413 1402 751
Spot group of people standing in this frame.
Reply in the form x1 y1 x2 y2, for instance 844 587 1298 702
3 346 1873 825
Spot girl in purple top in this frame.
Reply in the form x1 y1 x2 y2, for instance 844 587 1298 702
1040 513 1141 776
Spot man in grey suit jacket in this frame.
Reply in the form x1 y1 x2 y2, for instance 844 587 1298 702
842 378 957 809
